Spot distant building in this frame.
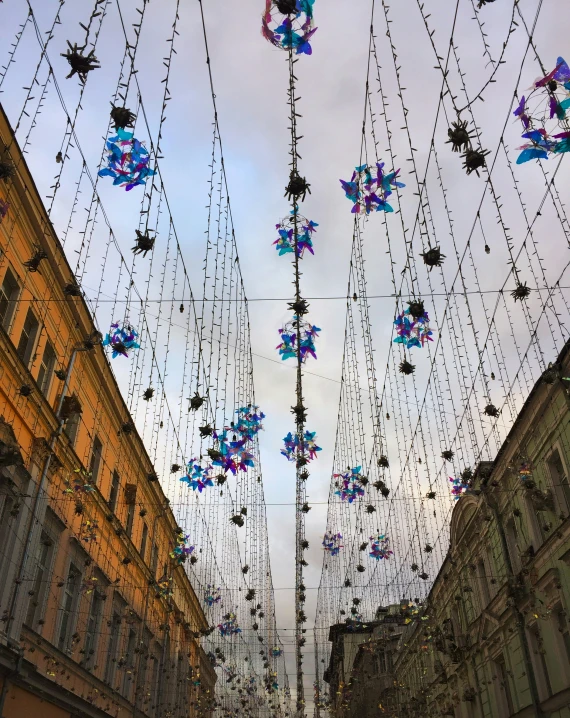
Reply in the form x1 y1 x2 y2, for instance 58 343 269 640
0 105 215 717
324 342 570 718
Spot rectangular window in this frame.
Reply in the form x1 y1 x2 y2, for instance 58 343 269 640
63 409 81 446
549 449 570 516
58 563 81 650
88 436 103 485
494 654 514 716
16 308 39 367
105 609 123 686
109 471 120 513
505 519 522 574
126 503 135 538
140 523 148 562
25 532 55 629
555 607 570 663
0 268 19 330
477 559 490 609
37 339 57 397
528 624 552 700
150 543 159 578
122 627 137 699
138 628 153 704
84 588 104 668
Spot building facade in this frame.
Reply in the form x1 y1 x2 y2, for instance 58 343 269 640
0 105 215 717
324 343 570 718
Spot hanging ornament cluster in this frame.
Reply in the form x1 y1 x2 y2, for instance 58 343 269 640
218 612 242 637
233 405 266 441
449 476 469 499
261 0 317 55
514 57 570 164
211 431 256 475
518 460 533 484
102 322 140 358
80 576 98 595
155 575 174 599
181 460 215 492
61 42 100 83
169 531 195 565
393 301 433 349
277 317 320 361
334 466 366 503
274 209 318 258
322 531 343 556
63 467 94 495
204 585 222 607
369 534 393 560
98 128 156 191
339 163 405 215
80 518 99 543
281 430 321 464
271 646 283 657
0 198 9 224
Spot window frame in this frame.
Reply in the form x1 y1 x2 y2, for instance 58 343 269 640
88 435 104 486
0 267 20 332
547 447 570 517
84 582 106 670
527 622 553 701
140 523 148 562
37 338 57 397
25 530 57 630
16 307 40 367
109 470 120 513
57 561 82 652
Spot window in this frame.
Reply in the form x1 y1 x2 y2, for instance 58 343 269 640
109 471 120 512
105 607 123 685
150 543 159 578
493 654 514 716
555 606 570 664
0 268 19 330
137 628 153 709
122 627 137 699
527 624 552 700
84 587 105 668
126 503 135 538
505 519 522 574
549 449 570 516
477 559 490 610
88 436 103 485
36 339 57 397
58 563 81 651
63 409 81 446
16 308 39 367
25 532 55 629
140 523 148 562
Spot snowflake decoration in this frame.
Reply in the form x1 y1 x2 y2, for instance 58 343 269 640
449 476 469 500
98 128 156 191
0 198 9 224
261 0 317 55
281 430 322 463
369 534 393 560
181 459 215 492
393 304 433 349
340 162 405 215
322 531 343 556
514 57 570 164
204 585 222 607
277 317 320 362
169 531 195 565
334 466 366 503
102 322 140 358
233 405 266 441
274 209 318 258
218 612 242 637
211 431 256 474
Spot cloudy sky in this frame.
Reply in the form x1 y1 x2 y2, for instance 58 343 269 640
1 0 569 712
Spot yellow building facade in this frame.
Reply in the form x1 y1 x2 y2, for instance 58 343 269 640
0 105 215 717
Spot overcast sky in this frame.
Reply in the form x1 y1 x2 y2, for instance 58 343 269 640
1 0 569 713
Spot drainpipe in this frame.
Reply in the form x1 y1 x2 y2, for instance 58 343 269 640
483 490 544 718
0 341 95 717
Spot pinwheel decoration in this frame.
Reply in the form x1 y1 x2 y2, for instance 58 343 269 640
393 303 433 349
204 585 222 607
181 459 215 492
218 612 242 637
156 575 174 599
233 405 265 441
80 519 99 543
80 576 98 595
261 0 317 55
277 317 320 362
0 198 9 224
449 476 469 499
211 431 256 474
169 531 195 565
274 209 319 258
63 467 94 495
271 646 283 657
519 460 533 483
102 322 140 358
369 534 393 560
340 162 405 215
98 128 156 191
281 430 322 464
514 57 570 164
322 531 343 556
334 466 366 503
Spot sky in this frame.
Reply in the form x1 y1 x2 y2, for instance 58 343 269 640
1 0 569 713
